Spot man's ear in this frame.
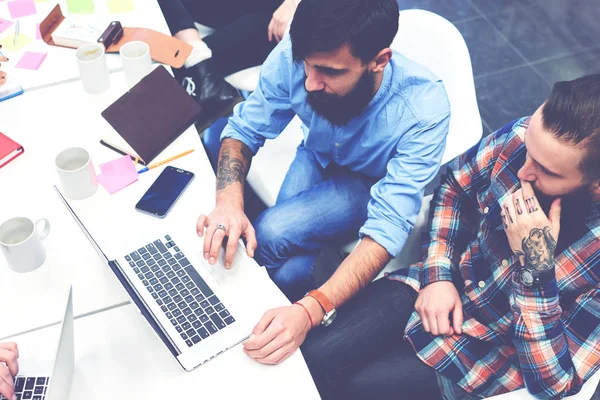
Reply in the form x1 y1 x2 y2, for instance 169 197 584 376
370 48 392 73
591 179 600 199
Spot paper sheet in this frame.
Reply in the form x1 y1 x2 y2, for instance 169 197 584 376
1 33 32 53
15 51 46 70
66 0 94 14
108 0 134 14
97 155 139 195
0 19 13 34
8 0 36 18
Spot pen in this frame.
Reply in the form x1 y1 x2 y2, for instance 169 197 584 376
138 149 195 174
14 21 19 45
99 139 146 166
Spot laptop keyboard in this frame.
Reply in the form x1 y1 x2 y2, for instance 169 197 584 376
0 376 49 400
125 235 235 348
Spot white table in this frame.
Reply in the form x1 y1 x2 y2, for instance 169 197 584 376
0 65 220 340
0 0 170 91
5 302 321 399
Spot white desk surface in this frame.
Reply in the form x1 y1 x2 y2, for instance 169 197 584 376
6 302 321 399
0 0 170 91
0 68 217 339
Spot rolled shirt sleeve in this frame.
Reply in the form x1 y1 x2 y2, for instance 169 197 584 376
221 36 297 155
360 111 450 256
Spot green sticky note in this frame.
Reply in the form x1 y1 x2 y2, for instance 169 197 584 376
66 0 95 15
108 0 134 14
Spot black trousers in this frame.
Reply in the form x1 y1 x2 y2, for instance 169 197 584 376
301 278 442 400
158 0 283 76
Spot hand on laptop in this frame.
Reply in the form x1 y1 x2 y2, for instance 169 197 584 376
0 342 19 400
243 305 311 365
196 201 257 269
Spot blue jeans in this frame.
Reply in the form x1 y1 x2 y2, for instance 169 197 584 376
253 143 375 301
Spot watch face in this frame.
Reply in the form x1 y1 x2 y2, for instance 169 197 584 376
322 309 337 327
520 270 534 286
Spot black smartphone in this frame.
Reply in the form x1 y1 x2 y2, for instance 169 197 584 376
135 166 194 218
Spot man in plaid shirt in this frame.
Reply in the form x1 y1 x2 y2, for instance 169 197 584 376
300 75 600 399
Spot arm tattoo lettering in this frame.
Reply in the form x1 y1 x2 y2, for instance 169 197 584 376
216 144 253 191
515 226 557 271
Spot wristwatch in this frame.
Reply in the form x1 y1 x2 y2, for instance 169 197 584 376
517 267 555 289
305 290 337 327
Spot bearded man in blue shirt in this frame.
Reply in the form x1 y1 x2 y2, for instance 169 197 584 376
197 0 450 338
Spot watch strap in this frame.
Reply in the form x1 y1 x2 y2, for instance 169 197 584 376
306 290 335 314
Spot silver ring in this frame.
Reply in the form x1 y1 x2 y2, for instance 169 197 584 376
216 224 227 233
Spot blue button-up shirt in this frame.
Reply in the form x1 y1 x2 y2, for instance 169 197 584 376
222 36 450 256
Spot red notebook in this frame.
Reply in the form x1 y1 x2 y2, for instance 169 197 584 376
0 132 24 169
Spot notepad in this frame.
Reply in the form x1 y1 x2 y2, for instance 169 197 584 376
0 19 13 34
8 0 36 19
97 155 139 194
2 33 32 52
0 75 24 103
15 51 47 70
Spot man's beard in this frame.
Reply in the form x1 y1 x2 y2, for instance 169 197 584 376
535 184 594 222
306 70 375 126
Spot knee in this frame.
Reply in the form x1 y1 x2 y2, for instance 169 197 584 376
254 209 292 257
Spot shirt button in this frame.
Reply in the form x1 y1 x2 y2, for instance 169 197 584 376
502 259 509 267
483 207 490 214
478 281 486 288
334 142 340 147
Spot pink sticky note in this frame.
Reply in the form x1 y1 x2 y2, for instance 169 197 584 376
8 0 37 18
97 155 139 194
15 51 47 70
36 23 41 39
0 18 13 34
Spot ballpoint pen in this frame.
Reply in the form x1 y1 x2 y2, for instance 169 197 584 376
138 149 195 174
14 21 20 45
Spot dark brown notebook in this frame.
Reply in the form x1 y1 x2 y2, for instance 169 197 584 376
101 66 202 163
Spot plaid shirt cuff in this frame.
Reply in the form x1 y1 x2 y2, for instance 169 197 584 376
512 274 560 311
423 257 455 286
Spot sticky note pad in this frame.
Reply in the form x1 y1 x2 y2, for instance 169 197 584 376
15 51 46 70
108 0 134 14
2 33 32 53
0 19 13 34
36 23 41 39
97 155 139 194
8 0 36 19
66 0 94 14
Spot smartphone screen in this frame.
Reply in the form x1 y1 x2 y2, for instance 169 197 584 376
135 166 194 217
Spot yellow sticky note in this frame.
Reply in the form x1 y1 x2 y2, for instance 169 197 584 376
108 0 134 14
34 0 48 3
2 33 33 53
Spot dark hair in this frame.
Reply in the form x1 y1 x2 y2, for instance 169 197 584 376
289 0 399 64
542 74 600 180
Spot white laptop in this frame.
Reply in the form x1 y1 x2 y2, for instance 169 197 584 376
0 286 74 400
55 187 275 372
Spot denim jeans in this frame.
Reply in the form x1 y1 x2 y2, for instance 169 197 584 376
253 143 375 301
301 278 442 400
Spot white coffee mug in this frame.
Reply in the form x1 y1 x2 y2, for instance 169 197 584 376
55 147 98 200
0 217 51 273
120 41 152 88
76 43 111 93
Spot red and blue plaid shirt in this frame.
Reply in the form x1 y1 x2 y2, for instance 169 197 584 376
389 117 600 398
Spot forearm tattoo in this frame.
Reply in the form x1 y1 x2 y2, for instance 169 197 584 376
216 144 253 191
515 226 557 271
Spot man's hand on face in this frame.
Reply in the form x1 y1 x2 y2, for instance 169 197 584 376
500 181 562 270
0 342 19 400
196 200 257 270
415 281 463 336
0 46 8 88
242 305 313 365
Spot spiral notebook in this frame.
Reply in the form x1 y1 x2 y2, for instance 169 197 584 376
101 66 202 163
